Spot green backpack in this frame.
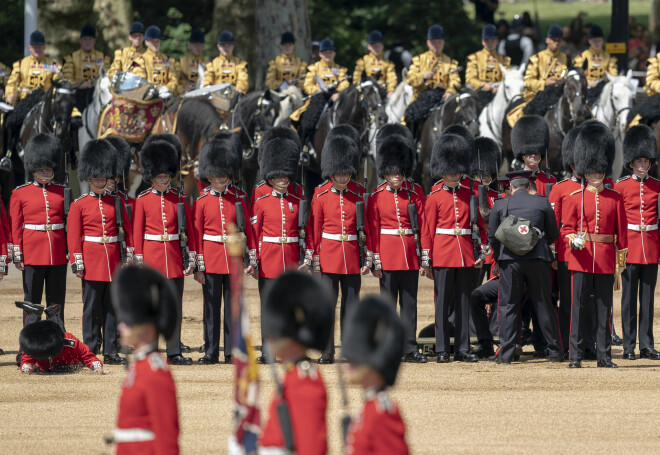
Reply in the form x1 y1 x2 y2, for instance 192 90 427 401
494 198 540 256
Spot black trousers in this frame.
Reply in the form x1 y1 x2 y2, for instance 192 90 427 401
258 277 274 348
477 263 492 287
556 261 572 352
22 264 67 326
498 260 562 362
434 267 473 355
380 270 419 354
570 271 614 362
322 273 361 355
202 273 232 357
621 263 658 353
165 278 185 356
81 280 117 355
471 277 499 347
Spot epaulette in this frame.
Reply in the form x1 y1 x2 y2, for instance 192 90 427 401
255 193 270 202
14 182 30 190
458 184 471 191
316 179 329 188
51 182 66 187
196 192 209 201
604 187 620 194
168 187 179 195
373 186 385 194
63 338 75 348
429 187 442 195
73 194 88 202
254 180 266 188
375 391 395 414
615 175 630 183
375 181 387 190
316 189 329 198
295 359 318 379
148 351 168 371
557 177 569 184
288 193 301 201
137 189 151 198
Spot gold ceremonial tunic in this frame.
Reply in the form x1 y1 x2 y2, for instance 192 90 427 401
290 60 349 122
5 55 61 102
522 48 570 100
203 55 249 93
176 54 205 90
572 48 617 82
0 62 10 91
645 55 660 96
265 53 307 90
353 53 397 93
465 48 510 90
108 45 145 79
61 49 111 82
130 48 179 95
406 50 460 101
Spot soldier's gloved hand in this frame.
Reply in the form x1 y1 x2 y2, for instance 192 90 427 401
158 86 171 99
568 234 585 250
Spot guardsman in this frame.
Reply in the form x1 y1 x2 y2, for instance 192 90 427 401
5 31 60 105
176 29 206 93
265 31 307 91
342 296 410 455
489 170 562 364
192 137 255 365
367 124 431 363
289 37 349 145
105 136 136 218
353 30 397 97
130 26 179 98
512 115 557 196
548 126 583 355
426 134 485 363
615 125 660 361
465 24 511 99
406 24 460 103
562 122 627 368
10 134 67 323
61 24 111 89
572 25 618 88
67 139 133 365
309 131 371 365
133 140 196 365
246 128 302 363
259 271 333 455
521 24 570 102
111 265 180 454
108 21 145 79
203 30 249 94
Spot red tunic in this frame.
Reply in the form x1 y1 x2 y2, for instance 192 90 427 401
561 186 627 274
133 188 196 279
259 360 327 455
0 199 11 246
115 348 179 455
67 192 134 282
192 188 255 274
425 184 486 268
251 190 300 278
20 332 102 372
345 390 409 455
200 183 251 213
367 183 431 271
311 185 363 274
250 181 303 208
548 177 583 263
614 175 660 265
531 170 557 196
10 181 68 265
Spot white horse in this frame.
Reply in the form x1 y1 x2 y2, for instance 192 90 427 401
273 85 304 127
590 70 636 179
385 69 413 124
478 64 525 146
78 69 112 150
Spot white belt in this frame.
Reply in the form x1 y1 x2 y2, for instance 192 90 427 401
322 232 358 241
435 228 472 235
144 233 180 241
84 235 118 244
24 223 64 231
113 428 155 443
203 233 228 243
262 236 299 244
628 223 658 232
380 228 413 236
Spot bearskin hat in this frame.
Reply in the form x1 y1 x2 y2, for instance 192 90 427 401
263 271 334 351
259 126 301 168
430 134 470 180
623 124 657 166
442 124 475 158
140 140 179 183
19 320 64 361
321 135 359 179
24 133 62 175
376 124 415 178
574 120 615 177
143 133 183 162
111 265 178 339
342 295 404 386
260 127 300 181
561 126 582 174
512 115 549 161
106 136 132 179
212 131 243 169
78 139 117 180
327 124 362 172
198 138 241 180
472 137 501 178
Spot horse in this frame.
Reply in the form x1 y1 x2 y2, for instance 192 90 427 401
590 70 635 179
78 69 113 157
385 71 413 124
414 89 482 192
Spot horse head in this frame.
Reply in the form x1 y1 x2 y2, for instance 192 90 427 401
47 79 77 138
273 85 303 127
605 70 635 135
255 89 281 133
562 69 589 127
96 68 113 106
499 63 525 104
443 89 481 137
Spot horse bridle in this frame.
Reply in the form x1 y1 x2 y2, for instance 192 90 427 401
356 81 385 145
446 92 478 129
34 86 74 134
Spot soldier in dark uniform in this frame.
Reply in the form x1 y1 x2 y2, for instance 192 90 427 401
615 125 660 361
342 295 410 455
489 170 562 364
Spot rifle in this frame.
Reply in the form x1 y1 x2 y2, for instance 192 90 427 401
298 171 309 266
405 188 423 261
356 195 367 268
470 181 483 262
176 172 193 271
545 182 554 197
114 196 127 264
234 197 249 266
63 148 72 241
